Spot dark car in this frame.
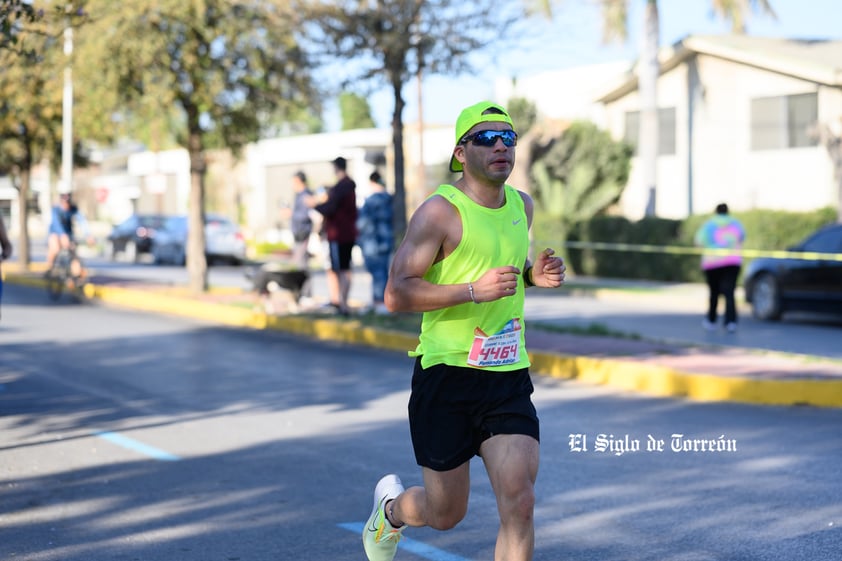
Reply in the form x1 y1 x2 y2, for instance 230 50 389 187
106 214 168 262
743 223 842 321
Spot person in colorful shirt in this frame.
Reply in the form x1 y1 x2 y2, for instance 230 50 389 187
694 202 746 332
361 101 566 561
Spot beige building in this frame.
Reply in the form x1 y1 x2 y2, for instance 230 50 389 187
599 35 842 219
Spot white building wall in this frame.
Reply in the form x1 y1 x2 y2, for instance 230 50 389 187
694 55 832 214
605 53 839 219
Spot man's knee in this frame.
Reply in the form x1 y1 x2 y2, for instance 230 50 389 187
427 502 468 531
498 479 536 523
512 485 536 521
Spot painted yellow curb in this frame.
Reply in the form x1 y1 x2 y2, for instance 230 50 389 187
89 282 420 353
528 352 842 408
5 272 841 408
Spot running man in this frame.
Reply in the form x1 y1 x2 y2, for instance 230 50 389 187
362 101 566 561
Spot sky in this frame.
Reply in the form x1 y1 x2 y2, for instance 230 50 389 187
324 0 842 131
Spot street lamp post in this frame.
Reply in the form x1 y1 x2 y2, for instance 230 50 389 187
60 15 73 194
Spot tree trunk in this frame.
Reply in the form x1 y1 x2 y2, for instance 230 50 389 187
639 0 660 216
186 128 208 293
391 78 407 244
16 167 31 267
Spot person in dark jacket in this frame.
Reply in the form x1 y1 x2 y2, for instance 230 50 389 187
311 157 357 315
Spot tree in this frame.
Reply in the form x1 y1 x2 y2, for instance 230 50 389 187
339 92 376 130
0 53 57 266
300 0 523 242
530 120 632 249
75 0 319 292
506 96 538 135
0 2 86 267
531 0 775 216
0 0 37 56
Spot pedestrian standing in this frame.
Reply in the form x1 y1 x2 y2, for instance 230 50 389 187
289 171 314 299
310 156 357 315
695 202 746 332
357 171 394 314
361 101 566 561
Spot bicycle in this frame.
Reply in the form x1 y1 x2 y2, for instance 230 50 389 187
46 245 88 302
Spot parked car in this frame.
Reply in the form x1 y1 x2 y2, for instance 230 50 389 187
106 214 168 262
152 214 247 266
743 223 842 321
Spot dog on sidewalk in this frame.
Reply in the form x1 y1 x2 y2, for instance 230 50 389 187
246 264 309 314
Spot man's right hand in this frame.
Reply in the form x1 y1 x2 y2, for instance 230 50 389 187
471 266 521 303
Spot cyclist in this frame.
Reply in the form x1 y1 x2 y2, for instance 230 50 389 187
46 193 91 275
0 213 13 318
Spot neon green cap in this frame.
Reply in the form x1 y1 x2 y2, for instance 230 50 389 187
449 101 515 172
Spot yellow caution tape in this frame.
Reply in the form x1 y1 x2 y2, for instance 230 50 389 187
557 241 842 263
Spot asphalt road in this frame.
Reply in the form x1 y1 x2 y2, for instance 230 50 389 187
1 283 841 561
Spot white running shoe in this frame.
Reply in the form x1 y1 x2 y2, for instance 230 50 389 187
362 474 406 561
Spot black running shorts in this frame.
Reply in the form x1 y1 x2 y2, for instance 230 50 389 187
408 357 540 472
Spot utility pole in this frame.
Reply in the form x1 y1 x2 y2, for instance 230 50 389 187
416 66 425 200
60 8 73 195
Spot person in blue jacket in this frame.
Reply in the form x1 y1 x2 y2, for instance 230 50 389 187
356 171 394 313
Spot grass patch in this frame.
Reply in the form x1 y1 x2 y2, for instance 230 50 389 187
530 321 642 340
296 310 424 333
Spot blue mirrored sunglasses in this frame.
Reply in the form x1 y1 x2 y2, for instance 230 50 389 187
460 129 518 147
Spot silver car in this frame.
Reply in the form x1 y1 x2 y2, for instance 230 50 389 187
153 214 247 266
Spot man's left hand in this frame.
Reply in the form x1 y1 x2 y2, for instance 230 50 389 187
531 248 566 288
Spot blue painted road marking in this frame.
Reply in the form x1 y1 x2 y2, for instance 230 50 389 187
338 522 472 561
94 431 181 462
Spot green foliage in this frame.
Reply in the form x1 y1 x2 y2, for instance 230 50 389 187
338 92 375 130
0 0 37 56
506 96 537 133
0 10 65 175
74 0 320 152
530 120 632 244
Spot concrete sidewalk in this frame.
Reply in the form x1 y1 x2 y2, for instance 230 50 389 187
4 266 841 408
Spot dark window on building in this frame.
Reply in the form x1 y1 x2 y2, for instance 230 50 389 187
751 92 818 150
623 107 676 155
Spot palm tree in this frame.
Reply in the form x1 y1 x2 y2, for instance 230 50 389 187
530 0 776 216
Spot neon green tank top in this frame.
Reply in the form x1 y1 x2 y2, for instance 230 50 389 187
411 184 530 371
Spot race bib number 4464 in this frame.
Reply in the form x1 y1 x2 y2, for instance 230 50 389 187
467 318 522 368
